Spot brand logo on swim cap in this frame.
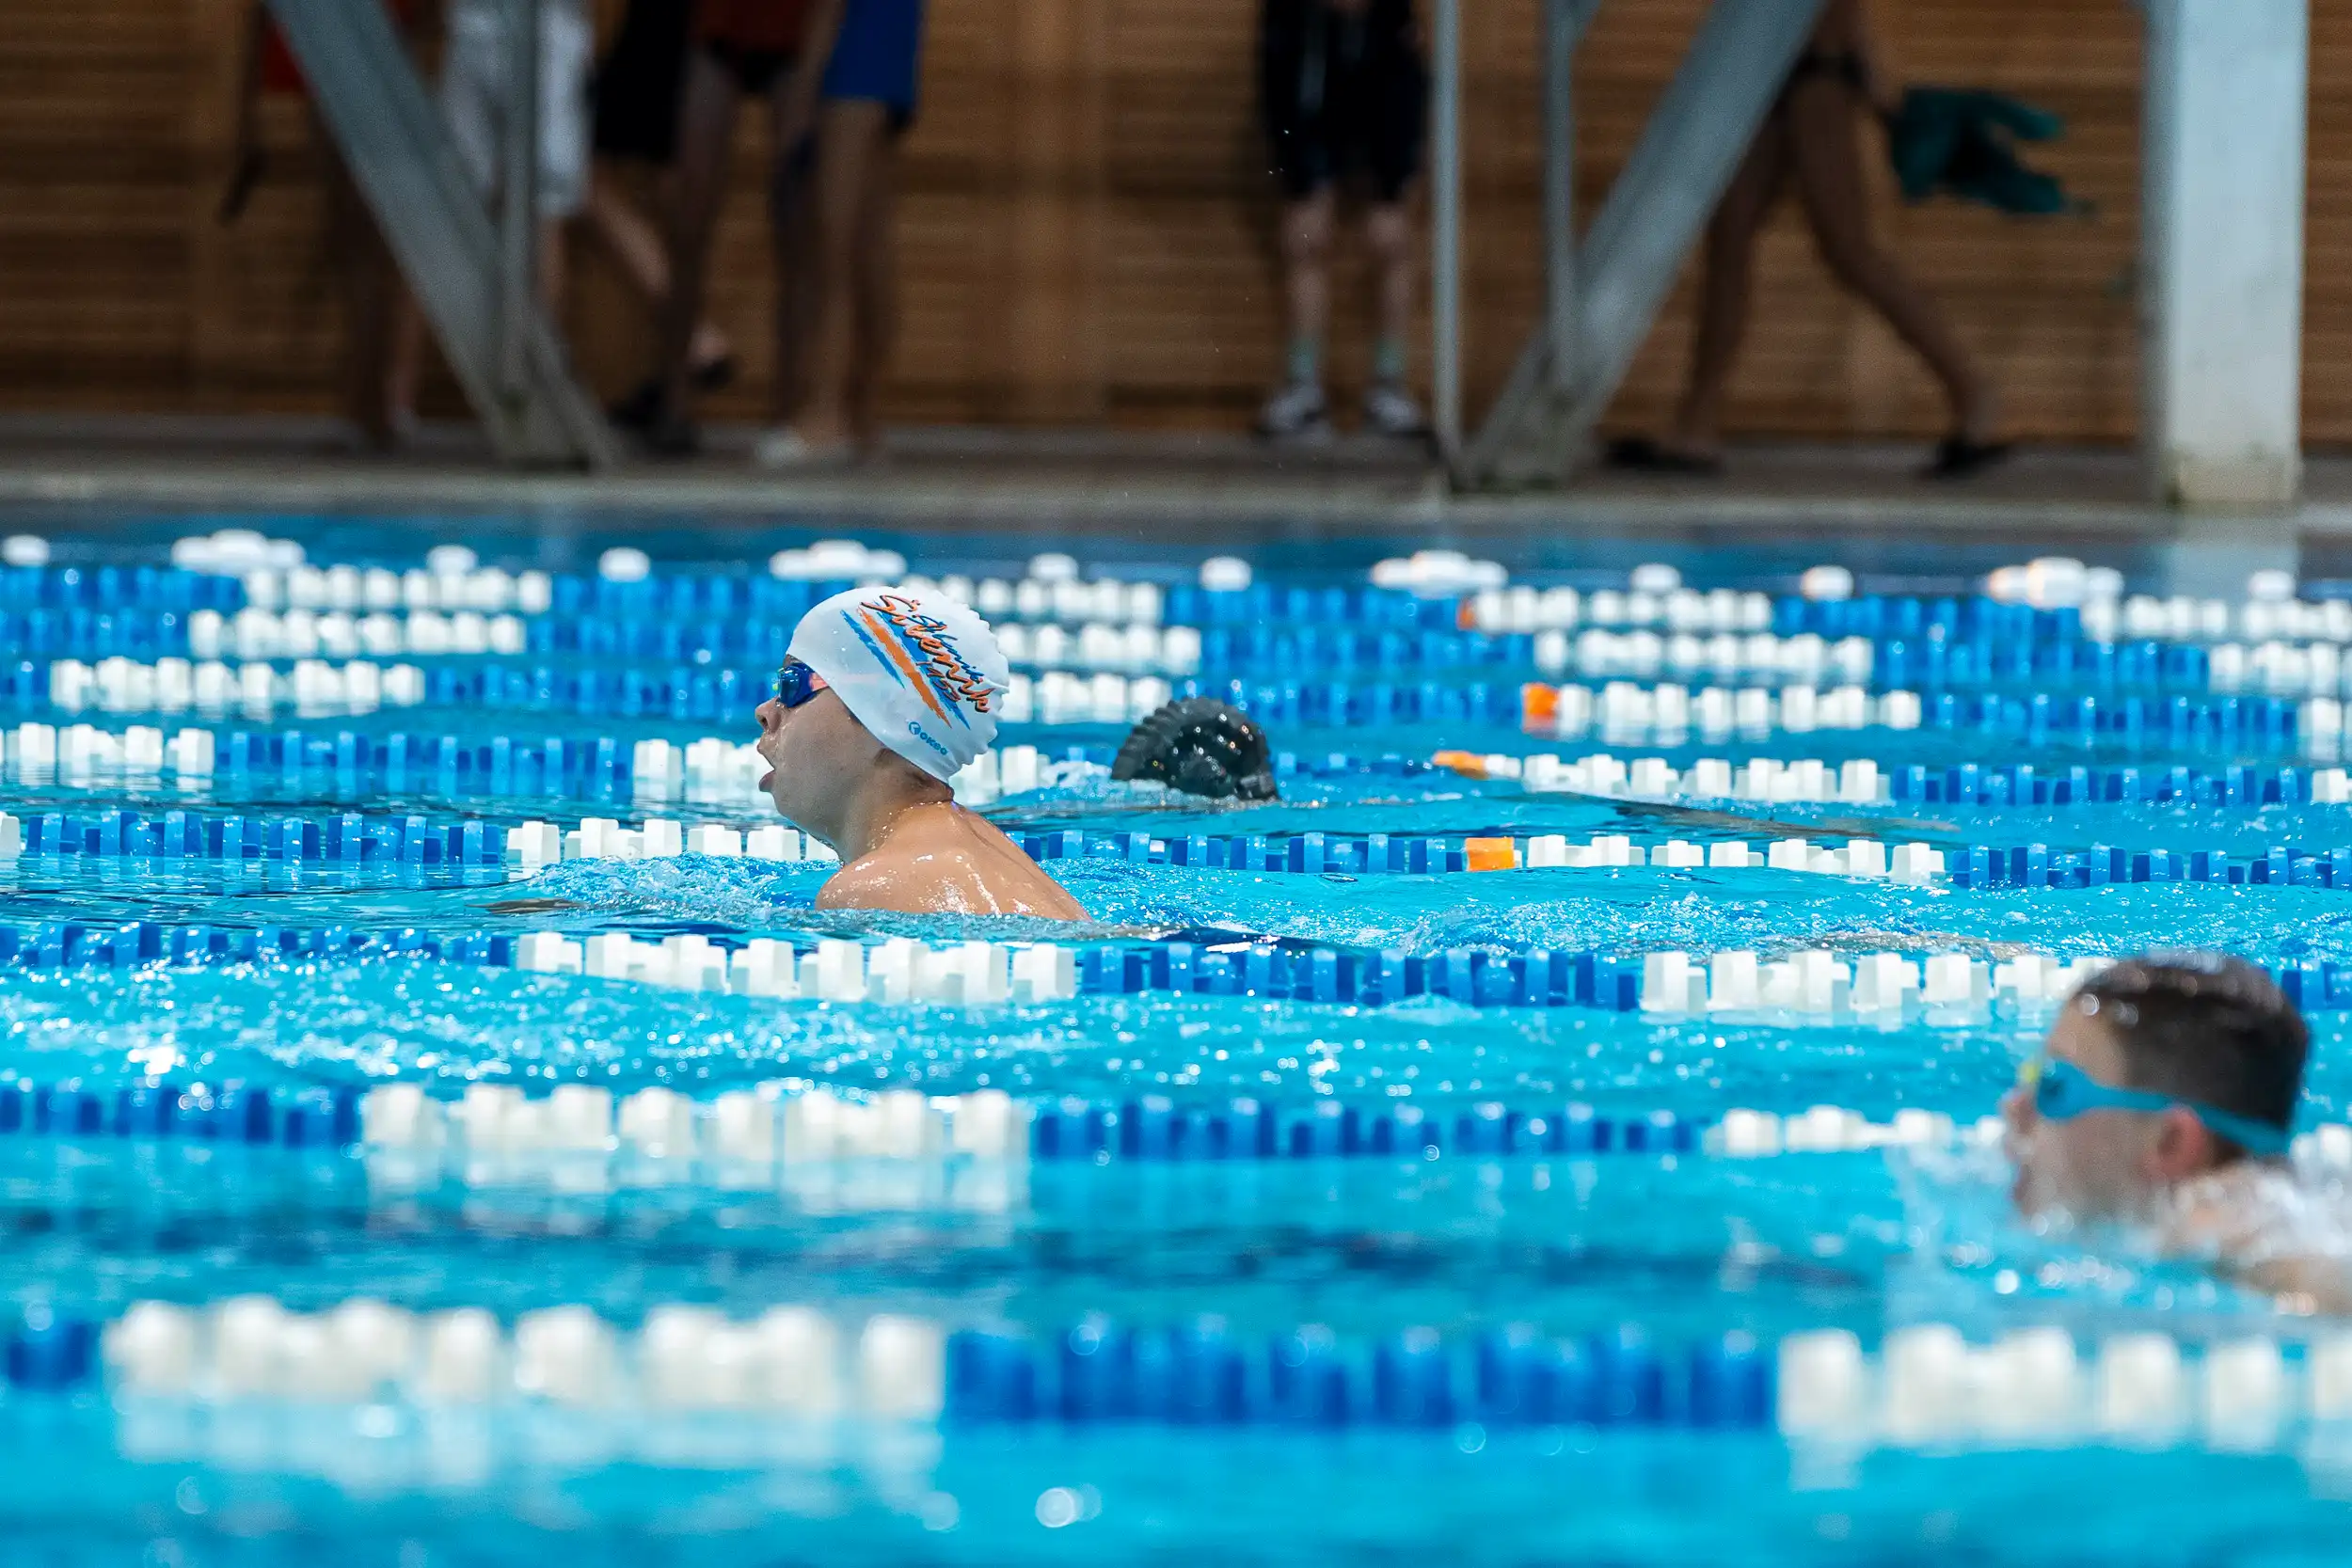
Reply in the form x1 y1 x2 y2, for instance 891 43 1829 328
906 720 954 763
849 593 1001 729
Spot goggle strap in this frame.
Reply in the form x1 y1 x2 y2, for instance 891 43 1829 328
2032 1057 2292 1157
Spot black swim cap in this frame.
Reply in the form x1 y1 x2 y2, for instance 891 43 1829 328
1111 698 1278 801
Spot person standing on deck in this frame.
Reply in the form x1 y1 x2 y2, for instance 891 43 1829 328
1255 0 1433 446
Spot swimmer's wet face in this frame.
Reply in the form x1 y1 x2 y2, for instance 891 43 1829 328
2001 1002 2238 1221
2002 956 2308 1222
755 666 878 842
757 591 1010 847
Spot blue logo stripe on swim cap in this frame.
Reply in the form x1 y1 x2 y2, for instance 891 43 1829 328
912 655 975 730
840 610 909 687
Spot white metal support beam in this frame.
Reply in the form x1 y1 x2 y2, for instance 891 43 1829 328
1543 0 1594 396
1459 0 1826 488
2140 0 2308 511
267 0 615 468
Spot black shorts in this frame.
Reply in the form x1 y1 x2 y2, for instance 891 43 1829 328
703 40 798 97
592 0 692 164
1260 0 1427 203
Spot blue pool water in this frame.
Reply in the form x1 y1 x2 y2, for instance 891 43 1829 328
5 513 2352 1563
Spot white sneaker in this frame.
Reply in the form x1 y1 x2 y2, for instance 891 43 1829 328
1255 380 1332 444
752 426 854 470
1363 380 1432 440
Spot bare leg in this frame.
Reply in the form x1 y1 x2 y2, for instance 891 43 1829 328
1669 113 1792 457
766 86 827 427
848 119 901 448
794 100 890 451
385 288 423 436
583 167 732 366
655 49 741 436
325 127 408 446
537 217 567 318
1363 199 1414 370
1279 190 1337 382
1784 76 1996 442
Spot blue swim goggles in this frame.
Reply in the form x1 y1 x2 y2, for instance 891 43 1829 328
773 657 827 710
2019 1055 2292 1157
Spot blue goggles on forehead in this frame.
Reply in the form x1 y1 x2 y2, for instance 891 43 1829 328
2019 1055 2292 1157
774 658 825 709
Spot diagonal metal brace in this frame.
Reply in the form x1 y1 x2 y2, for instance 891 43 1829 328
267 0 617 468
1464 0 1828 488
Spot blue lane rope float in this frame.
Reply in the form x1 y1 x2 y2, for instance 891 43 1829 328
24 719 2352 818
12 918 2352 1021
23 799 2352 921
1882 759 2322 807
6 1291 1783 1434
0 919 1651 1011
10 808 511 865
8 594 2327 693
0 1078 1702 1164
60 1293 2352 1453
5 665 2317 757
1940 842 2352 891
0 1076 362 1152
17 726 654 800
0 1064 1980 1174
0 721 1434 796
8 551 2347 662
943 1322 1774 1429
1022 1096 1696 1161
1526 683 2303 751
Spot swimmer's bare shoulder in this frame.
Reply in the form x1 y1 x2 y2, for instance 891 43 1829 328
2237 1253 2352 1318
818 843 1089 921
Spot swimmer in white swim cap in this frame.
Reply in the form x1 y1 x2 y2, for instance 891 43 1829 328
755 585 1089 920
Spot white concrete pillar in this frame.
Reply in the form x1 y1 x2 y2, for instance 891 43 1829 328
2141 0 2308 511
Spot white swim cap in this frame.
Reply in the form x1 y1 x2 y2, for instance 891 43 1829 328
787 585 1009 781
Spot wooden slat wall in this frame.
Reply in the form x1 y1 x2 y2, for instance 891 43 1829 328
0 0 2342 444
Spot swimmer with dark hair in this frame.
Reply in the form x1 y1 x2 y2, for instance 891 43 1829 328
1112 697 1279 802
2001 953 2352 1311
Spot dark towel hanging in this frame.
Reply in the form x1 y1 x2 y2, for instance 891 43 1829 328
1887 87 2082 217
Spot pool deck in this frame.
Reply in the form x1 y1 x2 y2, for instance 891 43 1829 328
0 413 2346 563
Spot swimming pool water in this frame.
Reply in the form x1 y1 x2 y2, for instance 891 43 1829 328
3 515 2352 1565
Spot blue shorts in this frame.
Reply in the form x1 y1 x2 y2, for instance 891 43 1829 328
822 0 926 126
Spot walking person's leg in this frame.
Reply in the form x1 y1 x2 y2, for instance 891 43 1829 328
750 0 846 457
1658 118 1792 467
1782 73 2004 472
651 47 744 451
765 121 822 436
583 171 734 374
845 109 903 450
585 0 734 415
776 98 888 459
1610 118 1788 472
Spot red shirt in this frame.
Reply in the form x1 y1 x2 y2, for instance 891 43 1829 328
695 0 810 53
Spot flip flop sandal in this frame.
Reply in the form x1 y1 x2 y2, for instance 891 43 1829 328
1604 436 1726 477
1922 436 2014 481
